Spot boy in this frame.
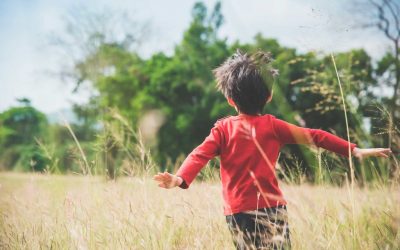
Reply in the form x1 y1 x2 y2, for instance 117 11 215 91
153 51 391 249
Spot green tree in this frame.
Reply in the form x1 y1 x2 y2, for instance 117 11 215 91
0 99 49 171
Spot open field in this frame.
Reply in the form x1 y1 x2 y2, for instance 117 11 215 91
0 172 399 249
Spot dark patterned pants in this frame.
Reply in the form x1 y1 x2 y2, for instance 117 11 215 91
226 205 291 250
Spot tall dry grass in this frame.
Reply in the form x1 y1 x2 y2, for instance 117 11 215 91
0 173 398 249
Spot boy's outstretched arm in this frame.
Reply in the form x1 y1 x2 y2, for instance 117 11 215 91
272 117 392 159
153 122 222 189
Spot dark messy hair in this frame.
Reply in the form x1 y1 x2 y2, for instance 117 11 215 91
213 50 278 115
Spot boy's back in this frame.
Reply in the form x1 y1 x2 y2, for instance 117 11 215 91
176 113 355 215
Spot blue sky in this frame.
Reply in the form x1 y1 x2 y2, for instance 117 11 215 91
0 0 389 114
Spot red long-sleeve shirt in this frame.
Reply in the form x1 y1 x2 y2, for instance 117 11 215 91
176 114 356 215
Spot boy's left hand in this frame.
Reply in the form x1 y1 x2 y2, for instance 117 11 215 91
352 147 392 160
153 172 183 189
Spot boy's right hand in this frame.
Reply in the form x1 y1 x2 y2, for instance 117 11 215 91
352 147 392 160
153 172 183 189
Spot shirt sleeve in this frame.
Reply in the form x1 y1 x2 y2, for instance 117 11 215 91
272 118 356 157
176 122 223 189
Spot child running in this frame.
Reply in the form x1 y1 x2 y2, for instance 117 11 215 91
153 50 392 249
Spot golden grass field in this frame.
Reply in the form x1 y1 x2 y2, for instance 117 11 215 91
0 172 399 249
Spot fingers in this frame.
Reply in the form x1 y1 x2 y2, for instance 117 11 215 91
160 172 172 182
153 172 172 179
375 148 391 158
379 148 392 154
378 152 389 158
153 173 165 182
